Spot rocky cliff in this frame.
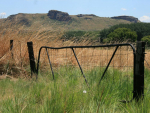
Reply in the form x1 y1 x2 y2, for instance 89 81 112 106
111 16 140 23
6 13 31 26
47 10 71 21
77 14 97 17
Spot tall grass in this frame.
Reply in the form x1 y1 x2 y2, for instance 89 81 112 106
0 24 96 76
0 67 150 112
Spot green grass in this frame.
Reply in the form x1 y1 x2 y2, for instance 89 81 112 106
60 30 100 42
0 67 150 113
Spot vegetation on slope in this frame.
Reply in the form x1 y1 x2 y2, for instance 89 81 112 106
142 35 150 46
103 28 137 43
1 13 132 31
100 23 150 42
61 30 100 42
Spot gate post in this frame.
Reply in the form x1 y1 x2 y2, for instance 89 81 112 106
27 42 36 77
133 41 145 101
10 40 13 59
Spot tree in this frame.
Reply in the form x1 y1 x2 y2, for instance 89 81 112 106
106 28 137 42
99 23 150 41
141 35 150 46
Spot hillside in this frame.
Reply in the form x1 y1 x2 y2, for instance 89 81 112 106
0 10 134 31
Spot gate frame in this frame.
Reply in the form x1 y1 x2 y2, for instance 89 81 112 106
34 42 145 102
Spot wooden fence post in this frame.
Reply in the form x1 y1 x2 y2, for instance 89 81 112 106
10 40 13 59
27 42 36 77
133 41 145 101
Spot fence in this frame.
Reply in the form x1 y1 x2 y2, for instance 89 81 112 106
8 40 145 102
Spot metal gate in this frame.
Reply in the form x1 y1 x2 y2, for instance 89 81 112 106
34 42 145 102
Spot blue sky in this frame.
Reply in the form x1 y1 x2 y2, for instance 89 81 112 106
0 0 150 22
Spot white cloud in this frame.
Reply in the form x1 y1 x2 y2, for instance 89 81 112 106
140 16 150 22
121 8 127 11
0 12 6 18
0 12 6 16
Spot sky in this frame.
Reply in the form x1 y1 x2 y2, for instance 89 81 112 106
0 0 150 22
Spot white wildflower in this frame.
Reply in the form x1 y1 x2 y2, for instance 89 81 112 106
83 90 87 93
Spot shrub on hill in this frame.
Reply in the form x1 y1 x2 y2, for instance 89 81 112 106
141 35 150 46
103 28 137 43
100 23 150 42
61 31 100 42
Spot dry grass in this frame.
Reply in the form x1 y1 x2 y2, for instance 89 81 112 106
0 26 150 78
0 25 91 76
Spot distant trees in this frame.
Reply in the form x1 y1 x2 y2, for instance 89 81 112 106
100 23 150 42
61 31 86 41
61 31 99 41
141 35 150 46
60 23 150 44
104 28 137 43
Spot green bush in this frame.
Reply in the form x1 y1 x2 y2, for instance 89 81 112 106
106 28 137 42
141 35 150 46
61 31 86 40
100 23 150 41
61 31 100 41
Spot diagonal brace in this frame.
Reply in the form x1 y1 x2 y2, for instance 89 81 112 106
71 48 89 88
46 48 55 79
98 46 119 85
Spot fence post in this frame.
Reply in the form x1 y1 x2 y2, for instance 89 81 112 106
10 40 13 59
133 41 145 101
27 42 36 77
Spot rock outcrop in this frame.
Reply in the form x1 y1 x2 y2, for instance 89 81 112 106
47 10 71 21
111 16 140 23
77 14 97 17
6 13 31 26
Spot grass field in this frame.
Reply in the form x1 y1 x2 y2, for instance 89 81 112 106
1 26 150 112
0 67 150 113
